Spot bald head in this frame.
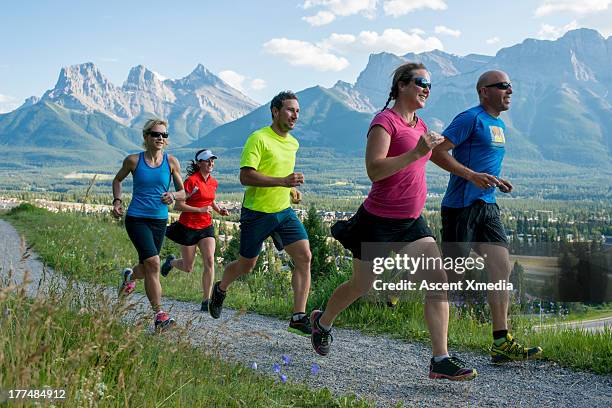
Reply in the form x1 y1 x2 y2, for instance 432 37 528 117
476 70 509 94
475 70 512 116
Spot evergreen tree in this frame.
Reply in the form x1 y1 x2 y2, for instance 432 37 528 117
303 205 335 281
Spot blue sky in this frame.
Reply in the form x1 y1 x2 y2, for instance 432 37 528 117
1 0 612 112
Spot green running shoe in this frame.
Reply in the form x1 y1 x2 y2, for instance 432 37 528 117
491 334 543 363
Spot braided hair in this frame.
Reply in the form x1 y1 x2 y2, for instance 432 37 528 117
381 62 427 112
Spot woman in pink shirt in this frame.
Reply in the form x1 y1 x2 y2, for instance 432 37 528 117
310 63 477 381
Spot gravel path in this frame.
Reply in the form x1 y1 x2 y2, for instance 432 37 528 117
1 219 610 407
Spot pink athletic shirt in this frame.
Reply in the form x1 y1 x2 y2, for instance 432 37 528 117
363 108 431 219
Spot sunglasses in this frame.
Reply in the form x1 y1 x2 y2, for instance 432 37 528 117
148 131 169 139
484 82 512 90
198 159 214 164
413 77 432 90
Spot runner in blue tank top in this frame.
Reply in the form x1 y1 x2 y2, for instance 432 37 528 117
112 118 186 332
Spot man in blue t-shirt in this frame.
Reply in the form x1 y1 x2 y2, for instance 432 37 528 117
431 70 542 364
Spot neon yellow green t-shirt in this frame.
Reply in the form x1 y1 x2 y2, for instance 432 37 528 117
240 126 299 213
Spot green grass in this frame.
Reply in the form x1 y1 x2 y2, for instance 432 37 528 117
2 203 611 375
0 207 370 407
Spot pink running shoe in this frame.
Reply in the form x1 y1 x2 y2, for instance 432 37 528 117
118 268 136 296
154 311 176 332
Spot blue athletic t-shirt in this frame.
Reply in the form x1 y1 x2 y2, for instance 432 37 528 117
441 105 506 208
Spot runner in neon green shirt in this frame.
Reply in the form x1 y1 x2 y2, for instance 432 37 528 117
240 125 299 213
209 91 313 337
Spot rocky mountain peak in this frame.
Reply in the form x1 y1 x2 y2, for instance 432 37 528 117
47 62 117 98
175 64 224 88
123 65 173 98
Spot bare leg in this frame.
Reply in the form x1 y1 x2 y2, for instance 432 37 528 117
197 237 216 300
141 255 162 312
171 245 197 273
219 255 258 291
409 237 450 357
319 259 376 326
476 243 511 331
283 239 312 313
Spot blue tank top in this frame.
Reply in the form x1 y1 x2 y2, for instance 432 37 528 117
127 152 172 219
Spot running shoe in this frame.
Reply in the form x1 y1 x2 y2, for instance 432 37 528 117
387 296 399 308
288 314 312 336
208 281 226 319
161 254 176 277
310 310 333 356
118 268 135 296
429 356 477 381
200 299 209 312
154 311 176 332
490 334 543 363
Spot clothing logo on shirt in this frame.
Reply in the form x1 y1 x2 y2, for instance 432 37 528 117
489 126 506 144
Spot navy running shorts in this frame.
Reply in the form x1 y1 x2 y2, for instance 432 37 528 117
239 207 308 259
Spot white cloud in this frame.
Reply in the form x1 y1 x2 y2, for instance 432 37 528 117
323 28 444 55
250 78 267 91
535 0 611 17
383 0 447 18
263 38 350 71
537 20 580 40
218 70 247 92
410 28 425 35
303 10 336 26
486 36 500 45
0 94 19 113
219 71 268 93
302 0 377 18
434 25 461 37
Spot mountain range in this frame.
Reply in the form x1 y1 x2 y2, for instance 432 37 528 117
0 28 610 169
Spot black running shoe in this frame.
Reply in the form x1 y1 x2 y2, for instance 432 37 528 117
200 299 209 312
161 254 176 277
208 281 226 319
288 314 312 336
310 310 333 356
429 356 477 381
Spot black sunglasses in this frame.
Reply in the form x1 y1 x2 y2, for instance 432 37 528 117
413 77 432 90
148 131 169 139
484 82 512 90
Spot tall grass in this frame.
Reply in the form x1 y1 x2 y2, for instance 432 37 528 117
3 204 611 375
0 235 369 407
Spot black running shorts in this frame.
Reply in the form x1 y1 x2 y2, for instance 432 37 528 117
165 221 215 246
125 215 167 264
441 200 508 259
331 205 434 261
